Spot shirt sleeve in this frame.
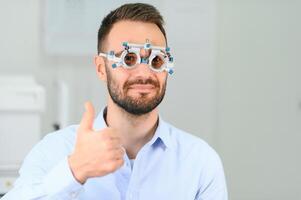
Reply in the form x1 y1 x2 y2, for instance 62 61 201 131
195 147 228 200
1 132 84 200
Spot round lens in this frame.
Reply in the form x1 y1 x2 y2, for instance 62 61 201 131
151 55 165 69
124 52 138 67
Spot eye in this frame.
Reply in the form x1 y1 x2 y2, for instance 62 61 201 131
151 55 165 69
124 52 138 66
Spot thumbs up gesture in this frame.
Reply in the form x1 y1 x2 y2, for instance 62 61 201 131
68 102 125 184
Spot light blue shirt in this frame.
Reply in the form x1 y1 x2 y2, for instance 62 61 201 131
3 108 228 200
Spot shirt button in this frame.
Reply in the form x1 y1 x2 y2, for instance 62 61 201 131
70 191 78 199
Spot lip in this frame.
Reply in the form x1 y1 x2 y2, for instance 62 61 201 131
128 84 155 91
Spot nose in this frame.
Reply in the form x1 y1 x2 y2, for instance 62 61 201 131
133 61 152 76
131 57 153 78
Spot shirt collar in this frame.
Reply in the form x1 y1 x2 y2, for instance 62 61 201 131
92 107 172 149
92 107 108 130
147 115 172 149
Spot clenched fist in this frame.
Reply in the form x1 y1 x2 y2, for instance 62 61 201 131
68 102 125 184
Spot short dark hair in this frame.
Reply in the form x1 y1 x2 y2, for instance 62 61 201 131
97 3 167 53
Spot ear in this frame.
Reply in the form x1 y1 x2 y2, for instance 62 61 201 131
94 55 107 81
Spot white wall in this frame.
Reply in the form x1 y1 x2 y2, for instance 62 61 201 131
0 0 91 134
0 0 107 134
216 1 301 199
161 0 217 143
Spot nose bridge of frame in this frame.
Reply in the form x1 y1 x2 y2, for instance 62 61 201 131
139 48 151 59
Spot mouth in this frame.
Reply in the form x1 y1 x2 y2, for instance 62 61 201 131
128 84 156 92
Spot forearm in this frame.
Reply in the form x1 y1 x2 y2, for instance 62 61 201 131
2 157 83 200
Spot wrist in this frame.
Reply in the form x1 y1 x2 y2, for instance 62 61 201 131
68 155 87 184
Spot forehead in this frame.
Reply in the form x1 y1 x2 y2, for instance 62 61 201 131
105 20 166 52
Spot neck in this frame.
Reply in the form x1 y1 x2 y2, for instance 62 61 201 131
106 98 159 159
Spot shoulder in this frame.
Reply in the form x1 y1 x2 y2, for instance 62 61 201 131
166 122 222 165
20 125 79 172
166 123 227 193
36 125 79 153
40 125 79 150
167 123 212 152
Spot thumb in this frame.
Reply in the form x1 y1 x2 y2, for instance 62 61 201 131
79 101 95 132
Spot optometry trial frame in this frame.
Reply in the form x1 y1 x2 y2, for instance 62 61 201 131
98 39 174 75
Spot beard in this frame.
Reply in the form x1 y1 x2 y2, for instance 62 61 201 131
105 65 167 116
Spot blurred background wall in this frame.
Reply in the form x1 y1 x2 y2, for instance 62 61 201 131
216 1 301 199
0 0 300 199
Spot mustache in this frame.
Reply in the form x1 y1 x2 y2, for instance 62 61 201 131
123 78 160 90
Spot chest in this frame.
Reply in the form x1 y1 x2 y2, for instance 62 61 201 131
78 153 200 200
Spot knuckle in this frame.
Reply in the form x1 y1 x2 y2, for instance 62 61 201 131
105 141 114 150
118 148 125 157
118 159 124 166
105 151 115 159
105 162 116 172
99 132 108 140
115 138 122 145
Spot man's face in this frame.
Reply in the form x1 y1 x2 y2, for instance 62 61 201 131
103 21 168 115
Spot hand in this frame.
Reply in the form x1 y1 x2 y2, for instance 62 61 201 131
68 102 125 184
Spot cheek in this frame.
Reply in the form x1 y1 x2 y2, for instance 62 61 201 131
111 71 130 88
158 73 168 86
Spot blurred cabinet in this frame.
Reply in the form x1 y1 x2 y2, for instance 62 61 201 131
0 76 45 194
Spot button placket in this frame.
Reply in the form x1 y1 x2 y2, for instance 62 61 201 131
70 191 79 199
126 146 150 200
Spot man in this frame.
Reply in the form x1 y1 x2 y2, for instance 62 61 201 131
3 3 227 200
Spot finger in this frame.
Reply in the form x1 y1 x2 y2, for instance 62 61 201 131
112 148 126 159
115 158 125 168
96 128 120 140
79 101 95 132
105 158 124 172
109 136 122 144
105 140 123 150
107 148 125 160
